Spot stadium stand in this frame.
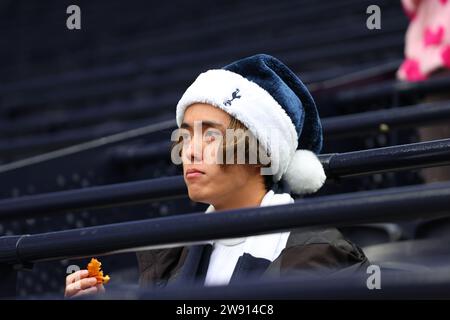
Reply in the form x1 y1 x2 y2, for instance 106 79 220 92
0 0 449 299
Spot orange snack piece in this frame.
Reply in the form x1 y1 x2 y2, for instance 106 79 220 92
87 258 110 284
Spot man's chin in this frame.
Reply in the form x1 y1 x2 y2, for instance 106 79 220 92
187 189 209 204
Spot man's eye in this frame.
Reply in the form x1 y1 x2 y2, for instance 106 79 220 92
204 130 221 141
181 133 191 143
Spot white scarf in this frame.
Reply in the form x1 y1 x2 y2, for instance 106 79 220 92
203 190 294 286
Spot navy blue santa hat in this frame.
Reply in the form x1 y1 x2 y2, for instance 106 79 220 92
176 53 326 194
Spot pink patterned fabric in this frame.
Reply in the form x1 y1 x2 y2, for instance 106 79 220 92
397 0 450 82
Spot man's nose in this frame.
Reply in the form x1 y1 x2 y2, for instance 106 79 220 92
185 135 203 163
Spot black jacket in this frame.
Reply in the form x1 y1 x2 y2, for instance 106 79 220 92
136 227 369 288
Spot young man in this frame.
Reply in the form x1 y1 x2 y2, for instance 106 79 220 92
138 53 369 288
65 54 368 297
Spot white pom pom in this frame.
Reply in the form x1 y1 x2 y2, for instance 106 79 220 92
283 149 326 194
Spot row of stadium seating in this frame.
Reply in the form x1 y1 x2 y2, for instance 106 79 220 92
0 0 449 298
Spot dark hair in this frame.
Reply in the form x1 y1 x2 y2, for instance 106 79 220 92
224 117 274 191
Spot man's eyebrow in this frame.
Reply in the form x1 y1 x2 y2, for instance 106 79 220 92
180 122 191 129
180 120 225 130
202 120 226 130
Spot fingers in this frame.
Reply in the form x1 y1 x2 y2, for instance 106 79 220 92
65 269 108 299
71 284 106 299
66 269 89 286
71 286 99 298
65 277 97 298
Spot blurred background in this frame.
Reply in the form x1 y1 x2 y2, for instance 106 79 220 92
0 0 449 298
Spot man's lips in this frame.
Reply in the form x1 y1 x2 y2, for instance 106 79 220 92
185 169 205 179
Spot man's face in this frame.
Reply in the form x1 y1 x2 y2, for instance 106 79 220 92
178 103 258 205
